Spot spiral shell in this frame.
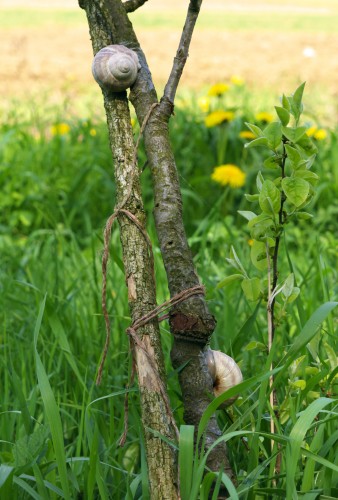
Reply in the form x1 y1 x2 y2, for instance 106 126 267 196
92 45 141 91
205 349 243 406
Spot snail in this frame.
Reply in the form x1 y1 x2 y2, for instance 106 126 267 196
205 349 243 406
92 45 141 91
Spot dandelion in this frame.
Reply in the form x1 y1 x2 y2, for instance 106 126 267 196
208 83 229 97
205 110 234 128
255 112 274 123
314 128 327 141
51 123 70 136
239 130 256 140
197 96 210 113
306 126 327 141
306 126 317 137
211 164 246 188
89 128 97 136
231 75 244 86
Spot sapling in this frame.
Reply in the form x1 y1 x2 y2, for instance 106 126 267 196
225 82 318 437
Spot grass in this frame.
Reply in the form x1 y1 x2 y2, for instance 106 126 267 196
0 83 337 498
1 7 338 33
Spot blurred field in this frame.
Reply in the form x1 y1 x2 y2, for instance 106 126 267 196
1 0 338 118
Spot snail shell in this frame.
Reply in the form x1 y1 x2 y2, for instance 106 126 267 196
205 349 243 406
92 45 141 91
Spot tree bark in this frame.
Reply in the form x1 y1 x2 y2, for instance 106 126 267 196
79 2 178 498
80 0 233 490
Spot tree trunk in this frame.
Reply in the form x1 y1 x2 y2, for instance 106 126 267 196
80 0 233 492
79 2 178 497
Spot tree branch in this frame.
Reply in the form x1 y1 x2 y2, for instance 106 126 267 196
81 2 179 498
123 0 148 13
164 0 203 104
82 0 233 482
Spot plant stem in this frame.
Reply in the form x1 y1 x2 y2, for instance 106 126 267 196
267 141 287 465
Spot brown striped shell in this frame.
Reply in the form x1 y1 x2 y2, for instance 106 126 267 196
92 45 141 91
205 349 243 406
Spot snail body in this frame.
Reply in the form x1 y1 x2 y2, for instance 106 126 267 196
205 349 243 406
92 45 141 91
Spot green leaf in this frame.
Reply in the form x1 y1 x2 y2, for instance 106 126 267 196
264 156 280 169
256 171 264 192
291 82 305 121
288 82 306 123
247 213 272 229
13 425 49 468
216 274 244 290
282 273 294 299
323 342 337 372
275 106 290 126
238 210 257 221
305 153 317 169
179 425 195 500
277 302 338 376
244 122 264 137
293 169 319 185
297 134 318 157
251 240 275 271
250 219 275 241
241 277 261 301
282 177 310 207
296 212 313 220
229 245 247 276
244 341 267 351
286 397 333 499
245 193 259 202
287 287 300 303
244 137 269 149
285 144 302 166
48 310 87 391
282 93 291 111
282 126 307 143
0 465 14 489
292 81 306 110
259 179 281 214
289 379 306 390
264 122 282 150
33 296 71 500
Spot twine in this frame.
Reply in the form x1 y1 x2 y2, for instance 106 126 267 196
119 284 205 446
97 102 159 386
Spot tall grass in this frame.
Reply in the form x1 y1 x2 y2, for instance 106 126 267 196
0 86 337 498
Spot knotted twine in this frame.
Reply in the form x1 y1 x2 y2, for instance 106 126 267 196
96 101 205 446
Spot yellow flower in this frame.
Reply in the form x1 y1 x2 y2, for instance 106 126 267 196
314 128 327 141
248 239 254 246
306 126 317 137
239 130 256 140
231 75 244 86
197 96 210 113
208 83 229 97
131 117 136 127
211 164 246 188
255 112 274 123
51 123 70 136
89 128 97 136
306 126 327 141
205 110 234 128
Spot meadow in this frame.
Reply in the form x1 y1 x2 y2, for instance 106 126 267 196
1 1 338 498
